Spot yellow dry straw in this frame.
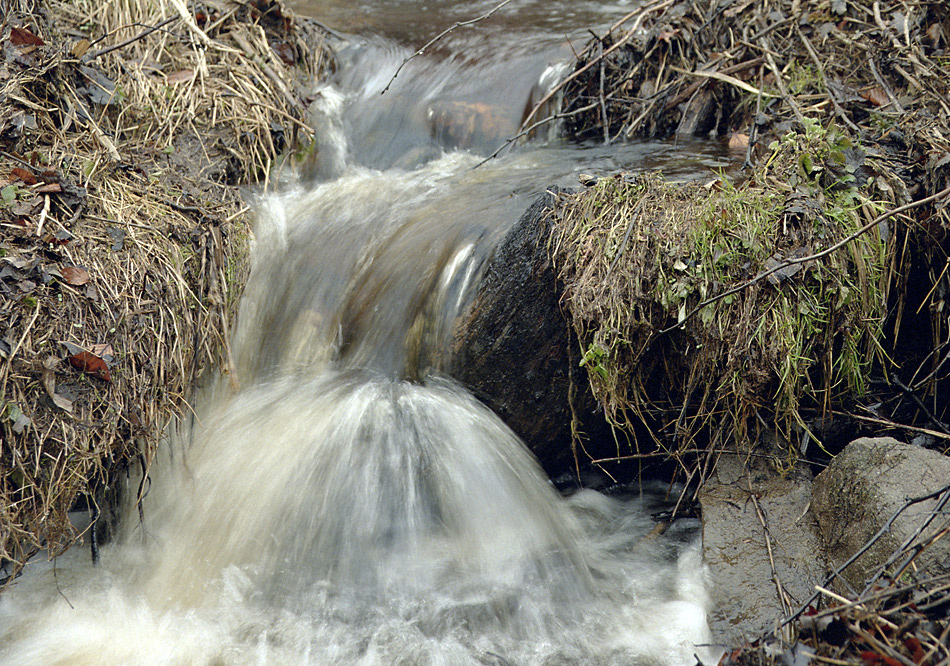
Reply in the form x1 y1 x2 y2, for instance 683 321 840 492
0 0 330 582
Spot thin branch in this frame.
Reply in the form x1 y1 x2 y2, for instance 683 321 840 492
837 410 950 442
780 481 950 628
473 101 599 168
84 16 180 61
379 0 515 95
890 373 950 435
519 0 676 131
657 184 950 336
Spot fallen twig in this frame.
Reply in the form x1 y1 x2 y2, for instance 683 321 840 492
781 481 950 629
379 0 515 95
658 184 950 336
84 16 179 61
474 101 599 168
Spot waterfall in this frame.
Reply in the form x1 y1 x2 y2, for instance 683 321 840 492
0 3 730 663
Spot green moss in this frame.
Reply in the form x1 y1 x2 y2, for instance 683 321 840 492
552 119 893 464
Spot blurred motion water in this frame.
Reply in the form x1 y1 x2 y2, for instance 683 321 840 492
0 1 733 663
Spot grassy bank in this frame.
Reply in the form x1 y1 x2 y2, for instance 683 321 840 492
540 0 949 470
1 0 331 582
539 0 950 659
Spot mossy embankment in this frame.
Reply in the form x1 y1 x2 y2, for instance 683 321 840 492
1 0 331 583
530 0 950 659
533 0 949 472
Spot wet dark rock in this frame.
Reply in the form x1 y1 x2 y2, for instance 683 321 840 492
450 189 608 473
427 100 515 150
699 454 826 646
811 437 950 592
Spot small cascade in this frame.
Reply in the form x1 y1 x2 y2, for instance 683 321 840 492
0 2 734 664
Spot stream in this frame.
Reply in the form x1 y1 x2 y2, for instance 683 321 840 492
0 2 735 664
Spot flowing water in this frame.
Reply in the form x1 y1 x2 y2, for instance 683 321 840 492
0 2 736 664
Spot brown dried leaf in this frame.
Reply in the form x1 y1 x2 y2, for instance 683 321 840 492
68 350 111 381
10 27 44 47
273 42 295 65
728 132 750 152
61 265 90 286
10 167 37 185
35 182 62 194
166 69 195 84
71 38 90 58
861 86 889 107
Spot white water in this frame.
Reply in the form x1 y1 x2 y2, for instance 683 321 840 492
0 4 732 664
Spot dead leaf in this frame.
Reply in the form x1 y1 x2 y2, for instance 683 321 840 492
71 38 90 58
106 227 125 251
861 86 889 107
41 356 73 413
62 265 90 286
11 167 37 185
166 69 195 84
7 404 31 434
12 198 39 217
273 42 295 65
35 182 62 194
41 229 74 245
765 255 803 285
11 111 37 133
728 132 750 152
10 27 45 47
68 350 111 381
80 65 119 106
50 392 74 412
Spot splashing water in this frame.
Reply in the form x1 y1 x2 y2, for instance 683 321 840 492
0 163 715 666
0 3 730 663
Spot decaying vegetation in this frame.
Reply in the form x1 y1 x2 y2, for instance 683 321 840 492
1 0 331 583
724 573 950 666
540 0 950 472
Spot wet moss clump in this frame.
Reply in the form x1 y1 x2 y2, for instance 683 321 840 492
551 119 903 469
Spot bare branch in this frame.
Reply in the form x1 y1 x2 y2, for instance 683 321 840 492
379 0 515 95
657 183 950 336
84 16 180 61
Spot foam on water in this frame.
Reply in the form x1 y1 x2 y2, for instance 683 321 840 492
0 9 727 660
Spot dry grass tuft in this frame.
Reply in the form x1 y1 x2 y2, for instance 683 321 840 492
1 0 331 582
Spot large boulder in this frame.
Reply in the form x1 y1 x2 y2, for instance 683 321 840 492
698 454 826 645
811 437 950 592
450 189 609 473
